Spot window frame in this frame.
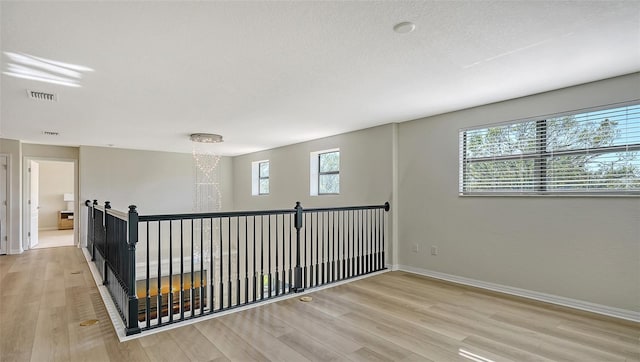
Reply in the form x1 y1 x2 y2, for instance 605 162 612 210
310 148 340 196
459 101 640 197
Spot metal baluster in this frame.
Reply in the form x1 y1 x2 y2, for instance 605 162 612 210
275 215 280 296
169 221 173 322
253 216 257 302
190 219 195 317
268 215 272 298
303 213 308 289
358 209 362 276
219 218 224 310
260 215 264 301
321 212 325 285
281 213 286 294
227 217 231 308
288 213 292 292
157 221 162 324
200 218 204 315
244 216 249 304
146 222 150 328
180 220 184 320
332 211 336 282
236 216 240 306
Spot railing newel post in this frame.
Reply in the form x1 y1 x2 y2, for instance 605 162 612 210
126 205 141 335
103 201 111 286
293 201 304 292
85 200 94 260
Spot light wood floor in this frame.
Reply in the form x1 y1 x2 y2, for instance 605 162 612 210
31 230 74 249
0 247 638 362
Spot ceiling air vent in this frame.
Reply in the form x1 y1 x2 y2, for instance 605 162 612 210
27 90 57 102
43 131 59 136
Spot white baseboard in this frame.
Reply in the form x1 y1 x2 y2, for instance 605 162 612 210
9 247 23 254
398 264 640 323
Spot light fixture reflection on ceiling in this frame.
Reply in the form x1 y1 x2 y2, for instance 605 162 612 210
190 133 224 143
3 51 93 87
393 21 416 34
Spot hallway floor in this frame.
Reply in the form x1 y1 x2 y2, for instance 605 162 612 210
32 230 74 249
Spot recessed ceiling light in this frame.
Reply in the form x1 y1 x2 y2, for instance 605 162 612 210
393 21 415 34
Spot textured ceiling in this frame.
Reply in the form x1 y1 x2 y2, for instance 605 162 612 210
1 1 639 155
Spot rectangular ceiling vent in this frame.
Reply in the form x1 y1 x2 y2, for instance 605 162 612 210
27 90 58 102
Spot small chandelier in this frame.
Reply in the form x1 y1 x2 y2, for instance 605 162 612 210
190 133 223 143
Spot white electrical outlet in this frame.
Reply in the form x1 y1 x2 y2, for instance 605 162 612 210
431 246 438 255
412 243 419 253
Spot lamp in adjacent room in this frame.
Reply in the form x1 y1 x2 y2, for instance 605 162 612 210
63 193 74 211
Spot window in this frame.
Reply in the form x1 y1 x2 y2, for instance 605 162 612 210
459 102 640 195
258 161 269 195
310 149 340 195
251 160 269 196
319 151 340 194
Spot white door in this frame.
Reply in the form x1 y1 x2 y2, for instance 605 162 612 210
0 155 7 255
29 160 39 248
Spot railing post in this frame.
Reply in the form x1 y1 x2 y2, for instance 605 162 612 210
92 200 98 260
103 201 111 285
126 205 141 335
85 200 93 260
293 201 304 292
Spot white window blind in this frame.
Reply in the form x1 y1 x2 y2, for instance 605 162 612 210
459 101 640 195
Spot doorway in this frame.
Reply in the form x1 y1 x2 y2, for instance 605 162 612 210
1 154 8 255
23 158 76 250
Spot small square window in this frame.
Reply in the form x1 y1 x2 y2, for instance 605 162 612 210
318 151 339 194
258 161 269 195
252 160 270 196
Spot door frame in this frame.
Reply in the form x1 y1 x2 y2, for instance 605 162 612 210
23 156 78 251
0 154 9 255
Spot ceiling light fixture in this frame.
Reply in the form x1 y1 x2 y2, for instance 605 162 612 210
393 21 415 34
190 133 223 143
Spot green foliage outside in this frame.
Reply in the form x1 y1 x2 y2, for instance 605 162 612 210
464 114 640 192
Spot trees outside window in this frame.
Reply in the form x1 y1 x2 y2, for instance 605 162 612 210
319 151 340 194
258 161 269 195
460 103 640 195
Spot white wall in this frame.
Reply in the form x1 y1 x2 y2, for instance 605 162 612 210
233 124 394 209
37 160 74 230
397 73 640 312
0 141 80 253
0 139 21 253
79 146 234 214
232 124 396 261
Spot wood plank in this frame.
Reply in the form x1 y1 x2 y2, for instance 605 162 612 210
0 247 638 362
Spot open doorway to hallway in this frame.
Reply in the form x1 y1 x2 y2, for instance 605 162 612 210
24 158 76 250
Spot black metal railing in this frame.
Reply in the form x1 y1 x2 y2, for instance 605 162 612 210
85 201 389 335
85 200 140 335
